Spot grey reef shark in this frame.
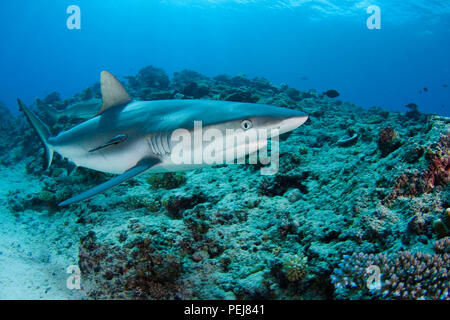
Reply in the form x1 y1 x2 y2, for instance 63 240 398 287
18 71 308 206
36 97 101 120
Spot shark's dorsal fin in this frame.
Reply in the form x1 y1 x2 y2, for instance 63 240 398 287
97 71 131 115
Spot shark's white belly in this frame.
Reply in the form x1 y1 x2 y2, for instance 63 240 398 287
57 139 151 174
56 130 269 175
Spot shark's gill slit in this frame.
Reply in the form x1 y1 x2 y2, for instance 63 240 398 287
147 134 156 155
156 133 164 155
151 134 158 154
162 131 171 154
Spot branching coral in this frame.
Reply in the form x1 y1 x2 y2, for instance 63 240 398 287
331 251 449 300
434 237 450 253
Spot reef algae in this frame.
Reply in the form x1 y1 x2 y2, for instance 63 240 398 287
0 65 449 299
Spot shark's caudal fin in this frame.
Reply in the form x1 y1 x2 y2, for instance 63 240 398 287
58 158 160 206
17 99 54 170
97 71 131 115
36 99 61 121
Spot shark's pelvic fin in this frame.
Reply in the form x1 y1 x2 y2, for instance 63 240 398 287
17 99 54 170
97 71 131 115
58 157 161 206
36 99 61 121
88 134 128 153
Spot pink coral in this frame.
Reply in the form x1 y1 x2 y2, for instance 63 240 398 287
384 133 450 204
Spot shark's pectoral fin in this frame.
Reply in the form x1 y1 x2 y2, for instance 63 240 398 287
89 134 128 153
58 158 160 206
97 71 131 115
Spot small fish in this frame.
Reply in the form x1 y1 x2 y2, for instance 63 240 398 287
423 87 428 92
323 90 340 98
37 98 102 121
300 76 309 81
443 84 448 88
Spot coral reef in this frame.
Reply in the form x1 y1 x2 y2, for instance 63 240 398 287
384 133 450 204
78 231 184 299
2 65 450 300
282 253 308 282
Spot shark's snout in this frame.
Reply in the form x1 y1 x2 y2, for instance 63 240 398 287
278 113 308 135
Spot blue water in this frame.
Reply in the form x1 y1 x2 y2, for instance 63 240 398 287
1 0 449 115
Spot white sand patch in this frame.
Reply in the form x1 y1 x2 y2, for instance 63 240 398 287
0 164 84 299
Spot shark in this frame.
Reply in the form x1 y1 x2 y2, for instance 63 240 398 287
18 71 308 206
37 97 102 121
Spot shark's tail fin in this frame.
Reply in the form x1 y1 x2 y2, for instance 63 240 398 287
17 99 54 170
36 98 61 121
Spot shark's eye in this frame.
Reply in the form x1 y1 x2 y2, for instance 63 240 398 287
241 119 253 130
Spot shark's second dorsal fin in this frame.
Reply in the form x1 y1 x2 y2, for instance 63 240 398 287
97 71 131 115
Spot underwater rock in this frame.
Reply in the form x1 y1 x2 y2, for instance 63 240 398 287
162 191 208 219
0 102 12 124
433 218 449 238
122 195 160 213
0 103 22 165
174 69 209 84
250 77 278 93
228 74 252 87
285 188 303 202
285 87 301 101
407 214 427 235
180 81 210 99
223 89 259 103
183 204 211 242
401 144 425 164
146 172 187 190
78 231 184 299
171 69 212 99
404 102 426 121
42 91 61 104
432 208 450 238
130 65 170 90
378 126 402 157
258 173 309 197
146 90 176 101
